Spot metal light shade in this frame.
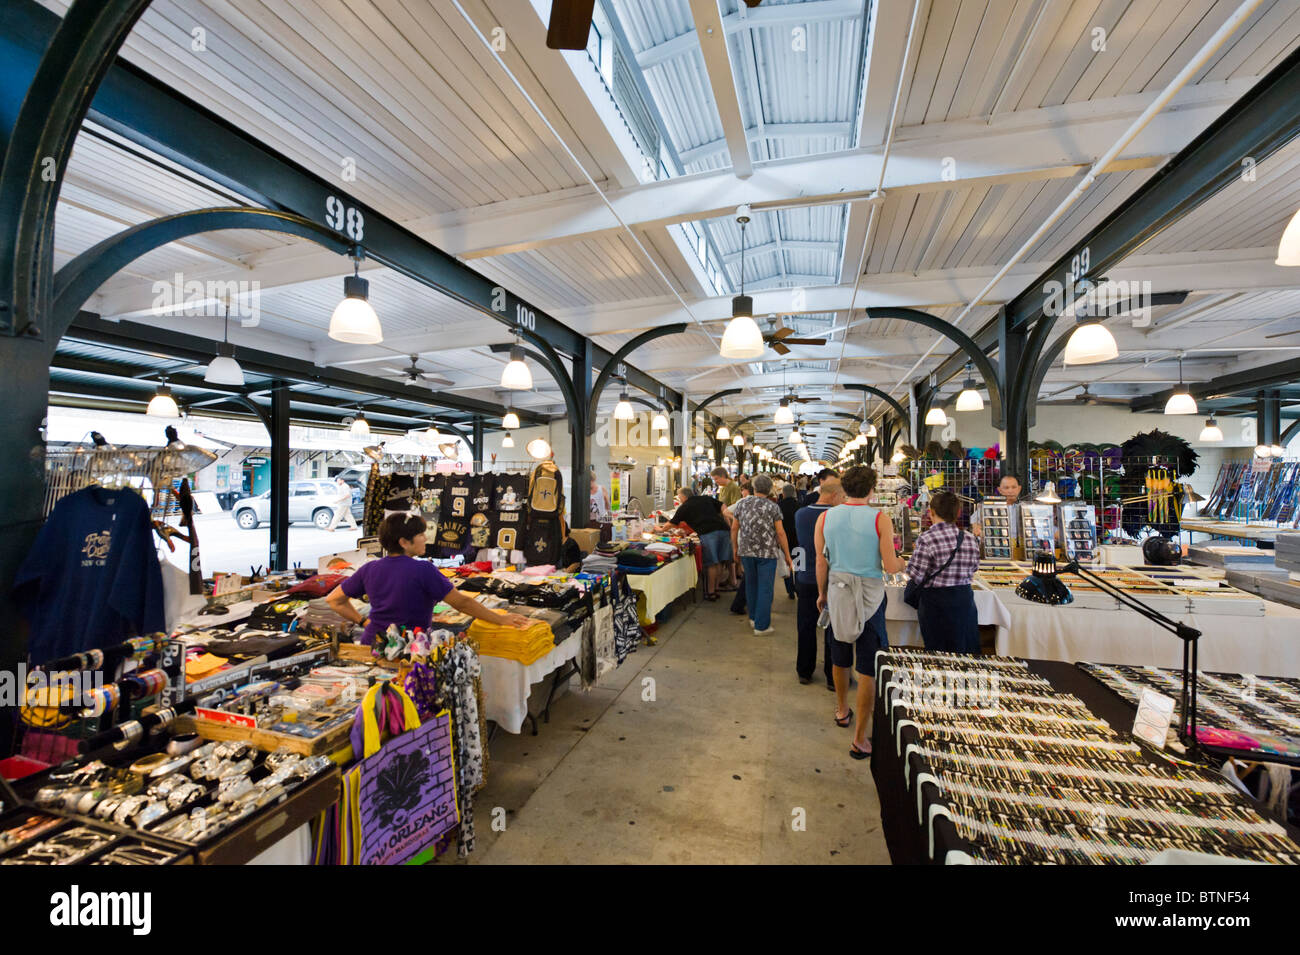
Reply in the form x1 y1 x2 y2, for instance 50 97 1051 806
774 399 794 426
1035 481 1062 505
526 437 552 459
502 411 520 430
329 275 383 344
732 433 744 446
501 432 514 448
146 384 180 418
1198 418 1223 442
694 444 704 455
1163 390 1197 415
864 422 877 437
716 425 731 440
954 380 983 412
204 342 244 386
500 345 532 390
924 406 947 426
613 392 635 420
657 433 670 447
1278 205 1300 266
1062 320 1117 365
789 428 802 444
720 313 764 359
419 424 441 446
349 413 370 436
651 412 670 431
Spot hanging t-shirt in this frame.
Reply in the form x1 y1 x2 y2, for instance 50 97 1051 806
418 474 446 522
493 473 527 512
467 512 492 550
490 508 524 553
438 476 472 549
14 486 166 664
469 474 493 515
383 473 419 515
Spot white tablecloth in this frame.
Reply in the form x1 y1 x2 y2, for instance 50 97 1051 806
995 599 1300 676
883 585 1012 648
479 632 581 734
624 557 698 623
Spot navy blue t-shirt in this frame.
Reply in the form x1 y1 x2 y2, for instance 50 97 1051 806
793 503 832 587
15 485 166 664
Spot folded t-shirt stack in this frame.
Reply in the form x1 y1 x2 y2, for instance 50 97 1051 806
582 552 618 574
468 618 556 665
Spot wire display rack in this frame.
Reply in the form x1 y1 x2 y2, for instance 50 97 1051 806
43 442 216 518
1200 459 1300 527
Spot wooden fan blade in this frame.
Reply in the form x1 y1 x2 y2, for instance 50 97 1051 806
1265 329 1300 339
780 337 827 346
772 341 790 355
546 0 596 49
791 396 822 402
771 326 795 340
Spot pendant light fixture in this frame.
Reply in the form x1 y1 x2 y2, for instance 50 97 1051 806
329 254 383 344
526 437 552 459
500 334 533 390
716 424 731 441
954 362 983 412
651 410 670 432
924 405 948 427
1270 444 1285 458
613 380 635 421
205 298 245 386
1278 205 1300 266
349 411 370 437
694 443 704 456
719 206 765 359
502 432 514 448
732 433 744 447
1035 482 1062 505
774 397 794 426
657 433 670 447
1163 355 1197 415
1198 418 1223 443
417 420 441 446
146 380 180 418
502 397 520 431
1062 315 1118 365
789 420 803 444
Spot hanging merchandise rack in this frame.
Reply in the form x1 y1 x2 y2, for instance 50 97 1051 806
42 430 218 518
1201 458 1300 527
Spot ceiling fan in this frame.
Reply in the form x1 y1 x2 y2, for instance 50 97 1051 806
763 317 827 355
1037 383 1130 407
383 354 454 387
1265 329 1300 339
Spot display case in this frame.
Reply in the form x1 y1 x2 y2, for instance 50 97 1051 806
1060 503 1098 563
1019 504 1057 557
979 502 1013 559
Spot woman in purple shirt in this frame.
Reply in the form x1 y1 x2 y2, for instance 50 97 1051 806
326 513 530 643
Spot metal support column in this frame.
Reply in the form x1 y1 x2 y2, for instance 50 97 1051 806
269 383 290 572
999 308 1032 481
571 338 593 530
1257 391 1282 446
472 416 484 472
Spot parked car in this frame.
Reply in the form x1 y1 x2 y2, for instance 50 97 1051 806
231 479 363 530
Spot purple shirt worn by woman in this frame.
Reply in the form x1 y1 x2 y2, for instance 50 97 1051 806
339 555 454 644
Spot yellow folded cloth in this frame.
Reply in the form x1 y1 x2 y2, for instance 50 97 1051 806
467 619 555 665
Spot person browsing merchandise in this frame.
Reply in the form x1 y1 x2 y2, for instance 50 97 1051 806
815 466 905 759
730 473 793 635
971 473 1024 540
713 467 741 507
326 513 531 644
907 490 982 654
658 488 734 600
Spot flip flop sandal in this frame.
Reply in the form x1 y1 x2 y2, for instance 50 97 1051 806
849 741 872 760
834 708 853 728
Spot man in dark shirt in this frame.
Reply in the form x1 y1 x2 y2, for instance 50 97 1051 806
659 493 734 600
805 467 839 507
793 477 843 687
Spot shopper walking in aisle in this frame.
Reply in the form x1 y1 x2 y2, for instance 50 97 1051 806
590 471 612 525
778 484 800 600
714 466 741 507
907 490 981 653
730 473 793 635
657 488 734 601
815 465 905 758
805 468 839 507
326 513 531 644
327 476 358 531
794 477 843 688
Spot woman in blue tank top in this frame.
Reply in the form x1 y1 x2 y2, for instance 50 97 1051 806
814 466 905 759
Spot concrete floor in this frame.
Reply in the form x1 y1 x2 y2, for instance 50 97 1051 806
467 585 891 864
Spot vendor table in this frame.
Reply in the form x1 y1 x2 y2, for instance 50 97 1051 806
995 598 1300 675
883 585 1011 648
624 556 698 624
479 631 580 735
1181 518 1283 542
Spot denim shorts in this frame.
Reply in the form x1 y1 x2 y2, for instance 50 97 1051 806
699 529 733 566
828 593 888 677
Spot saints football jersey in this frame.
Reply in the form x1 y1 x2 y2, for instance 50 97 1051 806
490 508 524 553
468 511 492 550
441 475 472 525
383 473 418 513
469 474 493 515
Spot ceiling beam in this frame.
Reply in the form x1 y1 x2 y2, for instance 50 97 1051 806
688 0 753 179
1130 356 1300 413
678 123 855 165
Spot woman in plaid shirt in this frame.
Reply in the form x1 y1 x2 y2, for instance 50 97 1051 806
906 490 982 654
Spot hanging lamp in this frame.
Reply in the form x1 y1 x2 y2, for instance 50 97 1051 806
329 254 383 344
1198 418 1223 443
501 432 514 448
651 410 670 431
502 396 520 430
526 437 552 459
924 405 948 427
205 298 245 386
732 433 744 446
720 207 765 359
1163 355 1197 415
1062 315 1118 365
694 444 704 456
613 380 635 421
954 362 983 412
1278 205 1300 266
716 424 731 441
500 335 533 390
349 411 371 437
147 380 180 418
